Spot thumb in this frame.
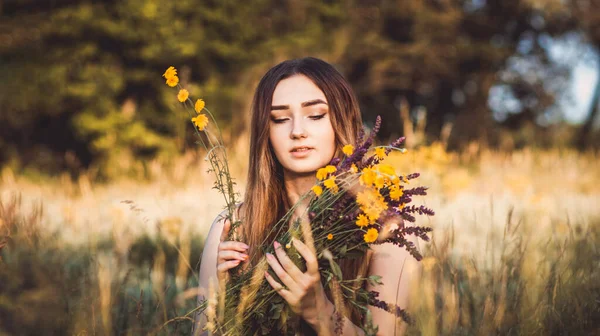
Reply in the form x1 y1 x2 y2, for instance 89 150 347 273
220 217 231 242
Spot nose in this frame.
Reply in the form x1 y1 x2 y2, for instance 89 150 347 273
290 118 307 139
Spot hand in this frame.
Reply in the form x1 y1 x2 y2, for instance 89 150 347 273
217 219 248 282
264 238 329 327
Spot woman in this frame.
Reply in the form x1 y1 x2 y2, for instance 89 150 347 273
193 57 418 335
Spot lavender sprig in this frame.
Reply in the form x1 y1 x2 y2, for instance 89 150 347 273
385 136 406 155
403 186 428 196
401 212 416 223
341 116 382 170
372 225 430 260
403 205 435 216
406 172 420 180
368 291 413 324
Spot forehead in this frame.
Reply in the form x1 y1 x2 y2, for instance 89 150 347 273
271 75 327 105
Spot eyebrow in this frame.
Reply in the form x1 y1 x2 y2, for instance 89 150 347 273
271 99 328 111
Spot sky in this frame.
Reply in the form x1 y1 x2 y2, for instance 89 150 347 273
553 34 599 125
487 33 599 126
565 61 598 124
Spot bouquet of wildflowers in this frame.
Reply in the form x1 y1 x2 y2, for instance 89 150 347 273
162 67 433 335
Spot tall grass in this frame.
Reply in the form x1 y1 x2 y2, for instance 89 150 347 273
0 194 204 335
0 145 598 335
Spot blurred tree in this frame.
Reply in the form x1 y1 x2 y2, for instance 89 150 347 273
0 0 347 178
0 0 594 179
336 0 572 149
565 0 600 149
515 0 600 149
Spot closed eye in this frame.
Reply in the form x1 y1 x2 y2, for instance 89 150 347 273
310 114 326 120
271 118 289 124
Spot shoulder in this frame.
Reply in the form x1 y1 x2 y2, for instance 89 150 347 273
367 233 422 290
369 234 421 270
206 202 244 236
366 237 421 334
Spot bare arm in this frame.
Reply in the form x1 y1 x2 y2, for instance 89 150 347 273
366 240 420 336
308 240 419 336
191 211 226 336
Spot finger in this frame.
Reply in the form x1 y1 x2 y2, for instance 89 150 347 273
264 271 293 301
219 218 231 242
292 238 319 275
218 241 249 253
217 250 248 263
265 252 300 293
273 241 304 281
217 259 241 273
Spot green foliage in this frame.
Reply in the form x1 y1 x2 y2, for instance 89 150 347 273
0 0 596 179
0 195 204 335
0 0 351 179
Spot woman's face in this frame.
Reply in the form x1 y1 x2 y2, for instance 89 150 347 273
269 74 336 176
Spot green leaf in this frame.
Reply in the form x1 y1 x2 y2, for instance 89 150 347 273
339 244 347 257
329 259 343 280
270 303 284 319
363 309 379 336
367 275 383 286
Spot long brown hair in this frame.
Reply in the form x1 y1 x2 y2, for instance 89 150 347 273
241 57 367 324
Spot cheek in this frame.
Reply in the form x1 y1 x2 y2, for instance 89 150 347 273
269 128 286 158
320 122 336 155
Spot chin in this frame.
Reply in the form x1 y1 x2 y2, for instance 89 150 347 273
282 161 326 176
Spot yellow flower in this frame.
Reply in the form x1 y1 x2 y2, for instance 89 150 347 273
323 176 339 194
350 164 358 174
286 242 292 249
166 75 179 87
311 185 323 196
356 188 387 223
360 167 377 186
364 228 379 243
356 188 377 209
364 206 383 223
327 233 333 240
192 114 209 131
376 163 396 177
342 144 354 156
374 175 386 189
195 99 205 113
375 147 387 159
356 214 370 227
325 165 337 174
316 165 337 181
163 66 177 79
390 185 403 201
316 168 328 181
177 89 189 102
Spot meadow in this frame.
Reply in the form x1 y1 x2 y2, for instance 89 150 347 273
1 143 599 335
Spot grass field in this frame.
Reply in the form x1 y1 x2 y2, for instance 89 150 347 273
1 144 599 335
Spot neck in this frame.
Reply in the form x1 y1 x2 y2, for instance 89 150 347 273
283 171 316 222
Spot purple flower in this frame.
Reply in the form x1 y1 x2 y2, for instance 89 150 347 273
329 157 341 166
403 205 435 216
403 186 428 196
341 115 382 170
406 172 420 180
367 291 413 324
372 225 431 260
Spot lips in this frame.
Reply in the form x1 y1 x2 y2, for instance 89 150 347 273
290 146 314 153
